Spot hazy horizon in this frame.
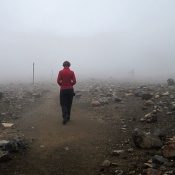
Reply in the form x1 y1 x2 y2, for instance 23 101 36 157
0 0 175 83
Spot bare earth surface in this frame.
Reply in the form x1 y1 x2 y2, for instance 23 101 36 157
0 89 111 175
1 82 175 175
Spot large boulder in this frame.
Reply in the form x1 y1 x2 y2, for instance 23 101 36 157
132 129 162 149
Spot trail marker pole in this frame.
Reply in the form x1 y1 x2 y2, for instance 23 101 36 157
33 62 35 85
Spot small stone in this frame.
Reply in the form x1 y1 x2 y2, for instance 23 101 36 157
164 170 174 174
0 92 3 99
170 95 175 99
146 168 162 175
102 160 111 167
144 163 153 168
113 97 122 103
166 112 173 115
112 150 125 156
91 100 101 107
127 148 134 153
32 93 41 98
171 104 175 111
162 92 169 96
111 162 118 166
162 142 175 158
142 93 153 100
64 146 69 151
0 140 10 148
144 100 154 106
155 95 160 99
114 169 123 175
125 93 134 96
167 78 175 86
152 155 168 165
1 123 14 128
0 150 10 162
128 170 136 174
140 113 157 123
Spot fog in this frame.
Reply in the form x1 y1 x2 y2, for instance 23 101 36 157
0 0 175 83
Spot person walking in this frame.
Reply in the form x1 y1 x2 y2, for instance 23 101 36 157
57 61 76 125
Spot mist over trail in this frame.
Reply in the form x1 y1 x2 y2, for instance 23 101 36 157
0 0 175 83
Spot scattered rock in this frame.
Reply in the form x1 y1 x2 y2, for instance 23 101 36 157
75 93 82 99
99 97 109 105
112 150 125 156
102 160 111 167
32 93 41 98
132 129 162 149
113 97 122 103
0 150 10 162
144 100 154 106
146 168 162 175
140 113 157 123
162 92 170 96
91 100 101 107
0 139 27 153
142 93 153 100
127 148 134 153
0 92 3 100
0 140 10 149
64 146 69 151
164 170 174 174
162 139 175 158
167 78 175 86
114 169 123 175
152 155 168 165
170 103 175 111
1 123 14 128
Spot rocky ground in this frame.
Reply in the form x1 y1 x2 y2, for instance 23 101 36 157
0 79 175 175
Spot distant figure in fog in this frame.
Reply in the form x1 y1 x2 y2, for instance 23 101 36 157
57 61 76 125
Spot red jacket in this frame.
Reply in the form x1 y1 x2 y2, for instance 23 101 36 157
57 67 76 89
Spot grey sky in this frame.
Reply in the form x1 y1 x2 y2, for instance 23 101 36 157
0 0 175 82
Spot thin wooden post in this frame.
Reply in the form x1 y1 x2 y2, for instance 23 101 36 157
33 62 35 85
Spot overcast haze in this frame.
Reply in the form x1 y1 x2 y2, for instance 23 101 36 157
0 0 175 83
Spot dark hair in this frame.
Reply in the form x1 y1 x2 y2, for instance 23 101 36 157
63 61 71 67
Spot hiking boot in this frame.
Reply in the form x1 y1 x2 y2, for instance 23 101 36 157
63 119 67 125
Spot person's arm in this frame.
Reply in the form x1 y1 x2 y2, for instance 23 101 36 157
71 72 76 85
57 71 62 86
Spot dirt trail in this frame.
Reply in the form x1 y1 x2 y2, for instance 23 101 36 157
1 90 110 175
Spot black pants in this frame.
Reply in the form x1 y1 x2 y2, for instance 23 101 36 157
60 89 74 120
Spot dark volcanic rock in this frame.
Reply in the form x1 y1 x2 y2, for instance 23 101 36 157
0 150 10 162
140 113 157 123
142 93 153 100
132 129 163 149
0 92 3 99
0 139 27 153
167 78 175 86
113 97 122 103
152 155 168 165
162 141 175 158
146 168 162 175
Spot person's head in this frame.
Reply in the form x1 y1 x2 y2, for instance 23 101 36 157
63 61 71 67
